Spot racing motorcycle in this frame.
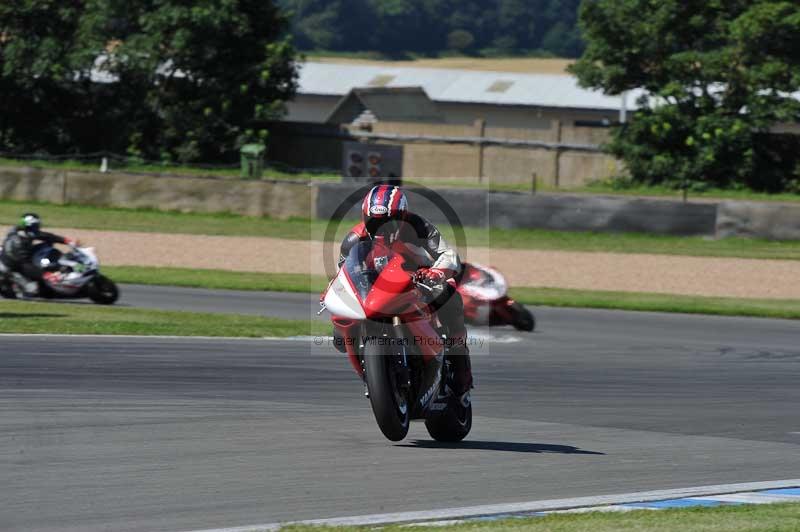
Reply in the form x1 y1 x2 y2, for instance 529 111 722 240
458 263 535 332
0 243 119 305
321 237 471 442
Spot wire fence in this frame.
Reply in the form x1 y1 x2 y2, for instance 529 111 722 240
0 151 339 179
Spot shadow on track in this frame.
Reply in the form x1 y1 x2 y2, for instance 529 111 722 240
399 440 605 455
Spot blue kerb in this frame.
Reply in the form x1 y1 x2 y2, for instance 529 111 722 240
623 498 730 509
762 488 800 496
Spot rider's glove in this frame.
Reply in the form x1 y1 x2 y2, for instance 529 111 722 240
416 267 446 285
65 238 80 247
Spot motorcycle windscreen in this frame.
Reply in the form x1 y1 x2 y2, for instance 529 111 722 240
342 240 416 318
343 241 382 302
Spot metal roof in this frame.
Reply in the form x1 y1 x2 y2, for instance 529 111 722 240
297 61 645 111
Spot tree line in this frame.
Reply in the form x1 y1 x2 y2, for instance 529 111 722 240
280 0 584 58
0 0 297 163
571 0 800 193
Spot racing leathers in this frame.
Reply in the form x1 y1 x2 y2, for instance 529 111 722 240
338 213 472 396
1 228 72 291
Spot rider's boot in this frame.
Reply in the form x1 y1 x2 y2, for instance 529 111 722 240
11 273 37 298
447 332 473 400
23 280 39 297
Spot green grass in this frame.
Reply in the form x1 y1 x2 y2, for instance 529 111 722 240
3 199 800 260
105 266 800 321
0 299 327 337
0 199 327 239
0 157 339 183
106 266 329 294
510 287 800 320
581 180 800 203
282 503 800 532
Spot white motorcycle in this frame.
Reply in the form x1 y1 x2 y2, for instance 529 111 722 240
0 243 119 305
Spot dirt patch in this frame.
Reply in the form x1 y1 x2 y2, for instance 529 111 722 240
60 227 800 300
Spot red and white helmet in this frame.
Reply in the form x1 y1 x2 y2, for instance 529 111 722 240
361 185 408 238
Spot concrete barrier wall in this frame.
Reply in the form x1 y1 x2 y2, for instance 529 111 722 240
0 166 67 204
3 165 800 240
317 183 717 236
488 193 718 236
0 166 314 219
716 201 800 240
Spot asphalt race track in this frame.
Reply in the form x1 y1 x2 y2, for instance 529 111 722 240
119 284 321 321
2 286 800 531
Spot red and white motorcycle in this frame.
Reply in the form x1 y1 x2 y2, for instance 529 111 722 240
322 237 471 442
458 263 535 332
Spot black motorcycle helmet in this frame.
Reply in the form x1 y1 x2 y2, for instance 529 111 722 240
19 213 42 238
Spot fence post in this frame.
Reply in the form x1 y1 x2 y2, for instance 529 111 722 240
475 119 486 185
554 120 563 188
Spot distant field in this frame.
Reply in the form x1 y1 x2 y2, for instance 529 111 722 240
306 56 574 74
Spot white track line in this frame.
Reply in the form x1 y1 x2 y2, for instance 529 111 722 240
182 479 800 532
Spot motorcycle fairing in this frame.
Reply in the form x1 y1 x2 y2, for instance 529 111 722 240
32 245 99 296
326 239 448 413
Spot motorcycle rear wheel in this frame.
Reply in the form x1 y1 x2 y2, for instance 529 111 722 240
363 336 410 441
88 275 119 305
510 302 535 332
425 399 472 442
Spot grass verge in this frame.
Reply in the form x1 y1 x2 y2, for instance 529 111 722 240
510 287 800 320
282 503 800 532
106 266 330 294
105 266 800 321
3 199 800 260
0 299 327 337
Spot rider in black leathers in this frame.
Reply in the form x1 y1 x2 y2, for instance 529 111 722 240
1 213 77 295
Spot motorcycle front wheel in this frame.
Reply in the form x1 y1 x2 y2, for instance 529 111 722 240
363 335 410 441
88 275 119 305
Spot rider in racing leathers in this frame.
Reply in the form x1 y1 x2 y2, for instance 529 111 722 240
1 213 78 295
336 185 473 398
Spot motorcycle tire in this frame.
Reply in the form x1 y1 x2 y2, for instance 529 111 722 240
510 302 535 332
363 336 410 441
88 275 119 305
425 399 472 442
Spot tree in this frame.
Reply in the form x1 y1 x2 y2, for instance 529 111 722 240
84 0 298 162
1 0 298 162
279 0 587 58
0 1 95 153
447 30 475 52
570 1 800 192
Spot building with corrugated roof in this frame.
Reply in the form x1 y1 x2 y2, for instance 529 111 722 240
285 61 642 130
